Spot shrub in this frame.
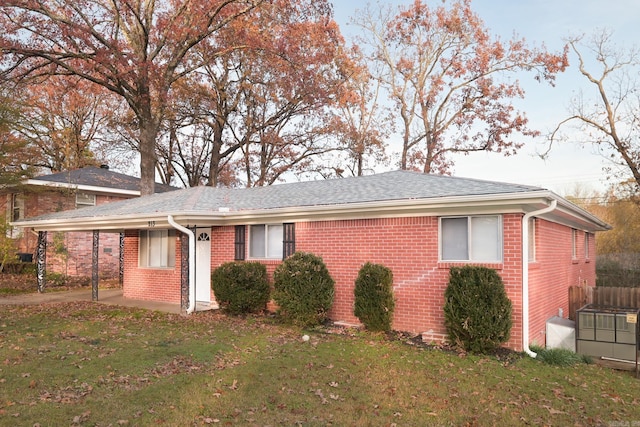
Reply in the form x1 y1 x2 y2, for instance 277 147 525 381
272 252 334 327
211 262 270 315
354 262 395 331
443 266 512 354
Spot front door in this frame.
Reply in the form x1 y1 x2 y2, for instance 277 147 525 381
195 228 212 305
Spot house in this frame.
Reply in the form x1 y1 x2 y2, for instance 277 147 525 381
1 165 176 279
12 170 610 352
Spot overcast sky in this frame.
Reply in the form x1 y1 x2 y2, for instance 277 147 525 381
331 0 639 195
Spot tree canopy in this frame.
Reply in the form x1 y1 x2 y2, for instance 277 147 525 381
353 0 568 174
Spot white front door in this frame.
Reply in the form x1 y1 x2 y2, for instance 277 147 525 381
195 228 212 304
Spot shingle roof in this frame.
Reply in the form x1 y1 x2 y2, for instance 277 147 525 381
24 170 544 221
30 166 177 193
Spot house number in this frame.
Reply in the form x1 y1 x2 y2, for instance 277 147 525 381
148 221 156 227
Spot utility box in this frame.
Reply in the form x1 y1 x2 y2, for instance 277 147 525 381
546 316 575 352
576 304 639 364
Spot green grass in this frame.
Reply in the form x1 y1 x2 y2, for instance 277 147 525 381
1 302 640 426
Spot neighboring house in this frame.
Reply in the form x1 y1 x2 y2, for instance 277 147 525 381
1 165 176 279
12 170 610 352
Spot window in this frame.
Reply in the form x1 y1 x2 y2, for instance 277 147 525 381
76 192 96 208
572 229 578 259
249 224 283 259
440 216 502 262
139 229 176 268
585 232 590 260
528 218 536 262
234 225 246 261
11 193 24 222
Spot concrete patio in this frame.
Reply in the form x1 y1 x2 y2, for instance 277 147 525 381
0 288 183 314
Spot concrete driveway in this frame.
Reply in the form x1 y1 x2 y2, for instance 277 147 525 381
0 288 182 314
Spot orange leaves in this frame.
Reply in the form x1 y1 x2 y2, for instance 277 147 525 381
353 0 568 173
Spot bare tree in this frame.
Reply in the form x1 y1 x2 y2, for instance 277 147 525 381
549 29 640 193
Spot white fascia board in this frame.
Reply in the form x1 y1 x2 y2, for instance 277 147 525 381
14 189 609 233
24 179 140 196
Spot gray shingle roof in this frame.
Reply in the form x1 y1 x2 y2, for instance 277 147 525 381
31 166 177 193
24 170 544 221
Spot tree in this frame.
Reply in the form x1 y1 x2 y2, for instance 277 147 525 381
353 0 568 174
0 89 35 186
0 0 263 194
14 77 118 172
549 30 640 194
328 46 390 177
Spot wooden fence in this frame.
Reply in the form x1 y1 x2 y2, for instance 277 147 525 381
568 286 640 320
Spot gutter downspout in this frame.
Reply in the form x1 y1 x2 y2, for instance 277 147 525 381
522 199 557 358
168 215 196 314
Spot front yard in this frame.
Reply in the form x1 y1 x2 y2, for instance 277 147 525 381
1 301 639 426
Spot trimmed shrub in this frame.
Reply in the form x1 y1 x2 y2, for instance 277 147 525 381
354 262 395 331
272 252 334 327
211 262 269 315
443 266 512 354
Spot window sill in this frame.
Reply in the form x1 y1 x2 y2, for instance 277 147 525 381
438 261 503 270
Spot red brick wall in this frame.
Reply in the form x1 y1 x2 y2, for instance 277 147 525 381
122 230 183 303
3 189 130 278
292 215 525 350
528 219 596 347
121 214 595 352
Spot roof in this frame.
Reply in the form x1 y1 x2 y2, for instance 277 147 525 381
25 166 177 195
12 170 611 233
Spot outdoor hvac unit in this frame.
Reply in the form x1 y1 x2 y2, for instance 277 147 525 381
576 304 639 364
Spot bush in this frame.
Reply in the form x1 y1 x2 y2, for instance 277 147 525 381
272 252 334 327
354 262 395 331
211 262 270 315
443 266 512 354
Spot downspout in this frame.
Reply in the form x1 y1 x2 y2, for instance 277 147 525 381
167 215 196 314
522 199 557 358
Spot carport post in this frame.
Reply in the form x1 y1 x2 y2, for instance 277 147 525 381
92 230 99 301
36 231 47 293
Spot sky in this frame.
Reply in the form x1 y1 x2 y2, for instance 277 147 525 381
331 0 639 196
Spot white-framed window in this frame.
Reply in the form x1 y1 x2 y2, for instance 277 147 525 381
528 217 536 262
249 224 283 259
11 193 24 222
76 192 96 208
572 229 578 259
139 229 176 268
585 232 590 260
440 215 502 262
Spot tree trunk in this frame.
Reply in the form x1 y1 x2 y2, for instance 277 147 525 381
138 118 158 195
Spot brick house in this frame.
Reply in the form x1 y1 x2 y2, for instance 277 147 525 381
2 165 176 279
13 170 609 352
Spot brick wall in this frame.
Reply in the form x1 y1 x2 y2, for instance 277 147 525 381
122 230 183 303
528 219 596 347
121 214 595 352
3 189 130 278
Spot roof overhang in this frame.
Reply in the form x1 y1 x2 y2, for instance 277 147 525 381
24 179 141 197
12 190 611 233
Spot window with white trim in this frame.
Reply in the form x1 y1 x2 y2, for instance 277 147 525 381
585 232 590 260
11 193 24 222
528 218 536 262
249 224 283 259
139 229 176 268
572 229 578 259
76 192 96 208
440 215 502 262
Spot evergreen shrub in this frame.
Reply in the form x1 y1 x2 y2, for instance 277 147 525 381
443 266 512 354
211 261 269 315
353 262 395 331
272 252 334 327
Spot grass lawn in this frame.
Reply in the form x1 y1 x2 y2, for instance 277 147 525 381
1 302 640 426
